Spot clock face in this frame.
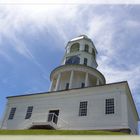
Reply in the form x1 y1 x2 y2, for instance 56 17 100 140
65 55 80 64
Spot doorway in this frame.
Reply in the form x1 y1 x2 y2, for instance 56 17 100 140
48 110 59 124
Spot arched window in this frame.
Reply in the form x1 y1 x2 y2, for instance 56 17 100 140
85 44 89 52
70 43 80 53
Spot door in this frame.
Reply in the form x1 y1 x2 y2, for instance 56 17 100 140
48 110 59 124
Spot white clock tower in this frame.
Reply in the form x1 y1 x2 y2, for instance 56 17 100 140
1 34 139 134
50 35 106 91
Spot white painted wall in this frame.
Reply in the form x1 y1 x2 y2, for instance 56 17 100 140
1 82 139 134
126 88 139 134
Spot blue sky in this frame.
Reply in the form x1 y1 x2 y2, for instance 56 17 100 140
0 4 140 128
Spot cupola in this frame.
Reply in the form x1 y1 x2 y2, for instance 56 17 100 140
49 35 106 92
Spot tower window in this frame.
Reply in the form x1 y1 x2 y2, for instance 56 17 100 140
25 106 33 119
92 49 95 58
70 43 80 53
8 107 16 120
65 56 80 65
84 58 88 65
85 44 89 52
79 101 88 116
81 83 85 88
105 98 114 114
65 83 69 90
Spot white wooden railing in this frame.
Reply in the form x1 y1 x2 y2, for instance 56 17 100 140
25 113 69 129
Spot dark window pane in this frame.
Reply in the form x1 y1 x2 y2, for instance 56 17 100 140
25 113 32 119
79 101 88 116
81 83 85 88
105 99 114 114
84 58 88 65
25 106 33 119
48 114 53 122
8 107 16 120
66 83 69 90
85 45 89 52
65 56 80 65
92 49 95 58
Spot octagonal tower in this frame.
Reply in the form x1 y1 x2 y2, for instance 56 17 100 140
50 35 106 91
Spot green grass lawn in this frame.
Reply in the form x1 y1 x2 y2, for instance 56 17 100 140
0 130 128 135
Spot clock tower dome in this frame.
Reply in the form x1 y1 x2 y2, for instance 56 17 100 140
49 35 106 91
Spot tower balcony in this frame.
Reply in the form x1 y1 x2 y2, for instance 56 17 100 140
50 64 106 91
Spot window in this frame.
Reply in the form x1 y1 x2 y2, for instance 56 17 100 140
92 49 95 58
8 107 16 120
65 55 80 65
79 101 88 116
85 44 89 52
25 106 33 119
105 98 114 114
48 110 59 124
70 43 80 53
65 83 69 90
84 58 88 65
81 83 85 88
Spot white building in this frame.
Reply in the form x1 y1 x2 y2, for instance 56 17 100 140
1 35 139 134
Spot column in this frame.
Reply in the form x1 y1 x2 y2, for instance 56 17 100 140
49 80 55 91
96 78 100 85
85 72 89 87
69 70 74 89
49 81 53 91
55 73 61 91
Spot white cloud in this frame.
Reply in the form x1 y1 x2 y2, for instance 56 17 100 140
98 61 140 89
125 20 140 28
83 6 140 100
0 4 140 97
88 16 109 37
0 5 80 47
87 13 116 57
0 5 87 89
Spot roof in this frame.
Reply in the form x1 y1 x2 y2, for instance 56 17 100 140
7 81 127 98
50 64 105 83
70 35 89 41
